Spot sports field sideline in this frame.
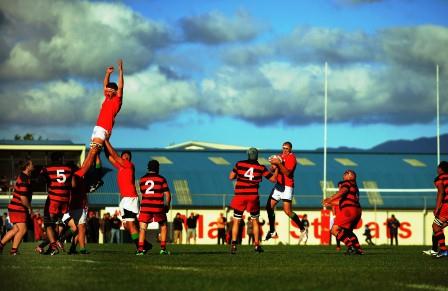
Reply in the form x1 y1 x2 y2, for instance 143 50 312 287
0 243 446 291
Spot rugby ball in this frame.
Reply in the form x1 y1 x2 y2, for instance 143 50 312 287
268 155 282 164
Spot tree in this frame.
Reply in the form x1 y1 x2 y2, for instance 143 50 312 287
23 133 34 140
14 134 21 140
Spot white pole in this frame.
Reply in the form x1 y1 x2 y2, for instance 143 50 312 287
323 62 328 201
436 64 440 165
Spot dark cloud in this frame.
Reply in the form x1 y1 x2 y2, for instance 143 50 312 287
179 10 265 45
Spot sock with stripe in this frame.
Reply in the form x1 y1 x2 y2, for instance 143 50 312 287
131 233 139 247
432 232 438 252
434 230 447 251
336 229 353 247
266 205 276 233
10 247 17 255
349 232 361 249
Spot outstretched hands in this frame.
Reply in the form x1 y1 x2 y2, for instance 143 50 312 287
106 65 114 74
117 59 123 71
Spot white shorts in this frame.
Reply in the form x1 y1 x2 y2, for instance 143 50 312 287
91 126 108 141
270 184 294 201
119 197 139 221
61 208 87 225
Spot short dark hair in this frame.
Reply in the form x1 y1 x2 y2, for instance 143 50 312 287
438 161 448 173
121 150 132 160
147 160 160 173
18 159 32 171
283 141 292 149
106 82 118 90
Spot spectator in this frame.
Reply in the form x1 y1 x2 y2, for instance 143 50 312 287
186 212 199 244
247 217 254 245
387 214 400 246
217 213 226 245
32 212 44 241
0 214 3 238
87 211 100 243
100 212 112 243
172 213 183 244
298 214 310 245
110 212 121 243
0 175 8 192
363 224 375 246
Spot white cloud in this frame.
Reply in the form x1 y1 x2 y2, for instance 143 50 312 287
0 0 171 80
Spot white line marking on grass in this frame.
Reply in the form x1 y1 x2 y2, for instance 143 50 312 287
152 266 201 272
405 284 448 291
70 259 98 264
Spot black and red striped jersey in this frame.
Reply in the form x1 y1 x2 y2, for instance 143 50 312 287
434 173 448 203
139 173 170 214
232 160 273 196
8 172 32 213
337 180 361 209
40 164 73 203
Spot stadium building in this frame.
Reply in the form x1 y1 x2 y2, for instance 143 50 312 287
0 140 446 245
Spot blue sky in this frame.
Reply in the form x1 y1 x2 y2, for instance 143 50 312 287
0 0 447 150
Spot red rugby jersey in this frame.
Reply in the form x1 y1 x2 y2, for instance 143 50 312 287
434 173 448 203
233 160 272 196
337 180 361 209
277 152 296 187
41 165 73 203
139 173 170 214
113 159 138 198
96 93 123 132
8 172 32 213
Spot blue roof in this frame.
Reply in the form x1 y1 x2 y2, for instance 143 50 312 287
91 149 446 209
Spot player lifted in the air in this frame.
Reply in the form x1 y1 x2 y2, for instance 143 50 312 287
77 59 124 182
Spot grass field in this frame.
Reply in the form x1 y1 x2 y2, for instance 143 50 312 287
0 243 447 291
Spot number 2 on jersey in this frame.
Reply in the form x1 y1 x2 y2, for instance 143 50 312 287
145 180 155 194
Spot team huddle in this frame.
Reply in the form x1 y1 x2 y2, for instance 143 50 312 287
0 60 447 257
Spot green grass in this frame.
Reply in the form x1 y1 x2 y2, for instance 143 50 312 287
0 243 447 291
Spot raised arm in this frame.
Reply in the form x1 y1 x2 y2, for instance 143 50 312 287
117 59 124 96
103 65 114 89
104 139 125 167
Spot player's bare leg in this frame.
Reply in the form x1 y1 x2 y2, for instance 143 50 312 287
230 217 240 254
433 217 448 258
282 201 305 232
265 198 279 240
0 224 20 253
77 137 103 177
10 223 27 255
252 217 263 253
137 222 147 255
159 223 169 255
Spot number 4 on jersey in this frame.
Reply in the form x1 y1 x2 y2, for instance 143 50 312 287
244 167 254 180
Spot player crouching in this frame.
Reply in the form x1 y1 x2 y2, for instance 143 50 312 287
136 160 171 255
323 170 364 255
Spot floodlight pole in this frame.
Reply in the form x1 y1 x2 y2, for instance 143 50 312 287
436 64 440 165
323 62 328 203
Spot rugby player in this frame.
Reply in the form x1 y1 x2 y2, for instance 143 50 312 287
77 59 124 181
0 160 34 255
229 147 278 254
40 152 74 255
265 141 305 240
104 138 151 253
322 170 363 255
137 160 170 255
431 161 448 258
